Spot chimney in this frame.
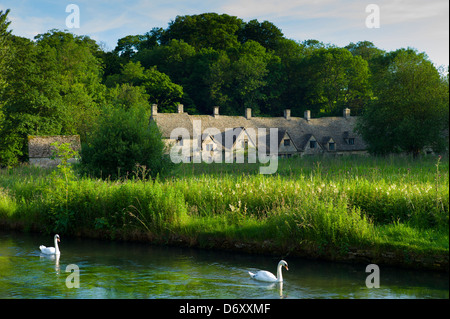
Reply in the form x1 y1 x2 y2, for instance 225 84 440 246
213 106 219 117
284 109 291 120
343 108 350 119
151 104 158 117
177 104 184 113
245 108 252 119
304 110 311 121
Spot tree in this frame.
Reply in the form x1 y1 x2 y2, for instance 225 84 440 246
345 41 384 62
105 61 184 112
135 39 196 84
209 41 274 115
0 30 106 166
299 47 371 116
34 30 106 141
0 36 65 166
237 19 284 50
80 105 169 179
356 48 449 156
161 13 242 51
0 9 11 93
113 29 162 59
0 9 11 143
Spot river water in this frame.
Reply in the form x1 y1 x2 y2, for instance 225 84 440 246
0 231 448 299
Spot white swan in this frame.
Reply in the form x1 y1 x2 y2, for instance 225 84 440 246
249 260 288 282
39 234 61 255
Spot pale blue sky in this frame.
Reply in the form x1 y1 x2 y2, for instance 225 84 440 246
1 0 448 67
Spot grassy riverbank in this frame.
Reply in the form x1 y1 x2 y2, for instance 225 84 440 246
0 155 448 271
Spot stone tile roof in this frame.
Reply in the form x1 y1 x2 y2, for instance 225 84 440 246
152 108 367 152
28 135 81 158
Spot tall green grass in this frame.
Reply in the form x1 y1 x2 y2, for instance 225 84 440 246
0 155 448 260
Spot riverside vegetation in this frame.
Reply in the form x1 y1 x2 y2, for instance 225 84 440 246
0 153 448 271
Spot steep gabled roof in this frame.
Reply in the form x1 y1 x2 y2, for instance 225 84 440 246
151 110 367 152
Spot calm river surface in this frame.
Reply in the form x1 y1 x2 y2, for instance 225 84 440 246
0 230 448 299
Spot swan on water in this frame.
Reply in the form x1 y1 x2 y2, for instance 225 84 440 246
249 260 288 282
39 234 61 255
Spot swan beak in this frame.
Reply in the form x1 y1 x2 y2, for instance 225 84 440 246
57 238 60 242
285 265 289 271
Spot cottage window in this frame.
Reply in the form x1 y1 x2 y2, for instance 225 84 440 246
329 142 335 150
206 143 213 151
284 139 290 146
348 138 355 145
310 140 316 148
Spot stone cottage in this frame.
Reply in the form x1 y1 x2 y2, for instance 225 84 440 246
150 104 367 162
28 135 81 168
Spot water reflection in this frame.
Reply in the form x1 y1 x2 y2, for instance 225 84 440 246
0 231 448 299
39 253 60 275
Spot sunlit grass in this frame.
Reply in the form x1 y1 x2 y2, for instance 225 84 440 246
0 154 448 264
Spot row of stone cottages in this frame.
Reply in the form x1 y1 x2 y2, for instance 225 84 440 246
27 105 367 166
149 104 367 163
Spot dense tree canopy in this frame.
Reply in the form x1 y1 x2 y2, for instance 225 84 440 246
0 10 448 166
356 49 449 156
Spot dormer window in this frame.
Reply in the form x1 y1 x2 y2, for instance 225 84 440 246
284 139 291 146
329 142 335 150
310 140 317 148
344 137 355 145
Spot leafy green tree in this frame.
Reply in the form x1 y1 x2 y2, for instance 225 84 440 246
114 29 163 59
268 38 307 116
106 83 150 110
299 47 371 116
80 105 169 179
135 39 196 84
0 9 11 94
356 49 449 155
345 41 384 62
0 9 12 138
0 30 105 166
0 36 64 166
106 61 183 112
161 13 242 50
237 19 284 51
34 30 106 140
209 41 274 115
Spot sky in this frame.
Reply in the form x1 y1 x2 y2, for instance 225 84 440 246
0 0 448 67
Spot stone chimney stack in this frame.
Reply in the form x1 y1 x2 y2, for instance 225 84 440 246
245 108 252 119
151 104 158 117
343 108 350 119
304 110 311 121
177 104 184 113
213 106 219 117
284 109 291 120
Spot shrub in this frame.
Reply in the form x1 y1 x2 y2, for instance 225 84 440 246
80 106 172 179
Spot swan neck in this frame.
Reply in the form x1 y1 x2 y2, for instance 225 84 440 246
277 264 283 282
54 237 60 254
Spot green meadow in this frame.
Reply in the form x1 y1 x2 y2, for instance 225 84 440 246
0 155 448 270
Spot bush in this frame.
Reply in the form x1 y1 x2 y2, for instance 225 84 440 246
80 106 171 179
